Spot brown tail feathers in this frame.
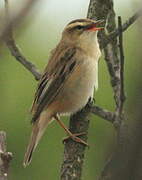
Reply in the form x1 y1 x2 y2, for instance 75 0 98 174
23 111 52 167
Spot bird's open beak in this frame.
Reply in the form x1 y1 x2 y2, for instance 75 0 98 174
85 20 104 31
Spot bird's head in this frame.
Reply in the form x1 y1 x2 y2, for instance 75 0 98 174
62 18 104 45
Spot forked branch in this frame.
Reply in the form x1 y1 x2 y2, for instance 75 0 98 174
103 8 142 48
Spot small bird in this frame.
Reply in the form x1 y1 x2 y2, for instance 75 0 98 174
23 18 104 167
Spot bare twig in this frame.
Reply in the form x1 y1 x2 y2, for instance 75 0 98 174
103 8 142 48
4 0 41 80
0 0 39 41
98 15 127 180
98 13 142 179
118 16 126 114
0 131 13 180
90 105 115 123
6 38 41 80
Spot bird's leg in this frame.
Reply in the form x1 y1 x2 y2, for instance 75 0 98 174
54 114 88 146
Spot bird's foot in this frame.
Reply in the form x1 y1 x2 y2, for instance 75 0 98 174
63 132 89 146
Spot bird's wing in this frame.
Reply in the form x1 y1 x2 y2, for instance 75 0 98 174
31 47 78 123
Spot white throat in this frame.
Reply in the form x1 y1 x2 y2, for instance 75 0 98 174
78 31 100 56
79 31 101 91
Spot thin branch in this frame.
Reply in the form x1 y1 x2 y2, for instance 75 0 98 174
0 0 39 41
6 38 41 80
98 15 127 180
101 0 121 114
103 8 142 48
90 105 115 123
0 131 13 180
118 16 126 114
4 0 41 80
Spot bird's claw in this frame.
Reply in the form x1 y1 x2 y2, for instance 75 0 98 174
62 132 89 147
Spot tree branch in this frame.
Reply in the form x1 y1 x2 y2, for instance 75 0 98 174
118 16 126 114
4 0 41 81
103 8 142 48
99 14 127 180
90 105 115 123
61 103 91 180
6 37 41 80
0 0 39 41
0 131 13 180
99 28 142 179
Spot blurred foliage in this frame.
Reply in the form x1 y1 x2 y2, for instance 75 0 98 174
0 1 141 179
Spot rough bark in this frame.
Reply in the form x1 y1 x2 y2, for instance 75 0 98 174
60 103 91 180
99 20 142 180
0 132 12 180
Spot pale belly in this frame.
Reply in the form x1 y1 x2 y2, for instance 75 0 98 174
54 59 98 114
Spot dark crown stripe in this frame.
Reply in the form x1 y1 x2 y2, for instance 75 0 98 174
68 19 89 25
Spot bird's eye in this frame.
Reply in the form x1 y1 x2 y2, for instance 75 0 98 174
76 25 83 30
